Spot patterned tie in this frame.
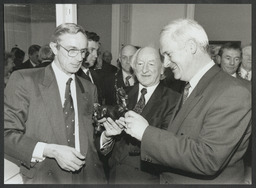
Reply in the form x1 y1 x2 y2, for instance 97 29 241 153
125 75 132 86
133 88 147 114
63 78 75 147
182 82 191 104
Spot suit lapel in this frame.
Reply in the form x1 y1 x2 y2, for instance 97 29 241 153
168 65 221 134
141 84 162 119
38 65 68 145
127 84 139 110
75 76 89 156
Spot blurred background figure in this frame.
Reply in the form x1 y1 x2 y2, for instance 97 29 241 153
12 47 25 70
76 31 103 104
238 45 252 81
4 52 15 87
37 44 54 67
217 42 242 78
16 44 41 70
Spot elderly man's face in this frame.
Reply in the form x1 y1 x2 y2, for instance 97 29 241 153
51 32 87 76
134 47 163 87
120 45 137 73
241 46 251 71
220 48 241 75
160 39 192 82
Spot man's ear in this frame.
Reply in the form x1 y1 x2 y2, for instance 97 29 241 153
49 42 58 55
216 55 221 65
186 39 197 54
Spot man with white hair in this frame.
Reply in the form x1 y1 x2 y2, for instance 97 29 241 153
238 45 252 81
100 46 180 183
116 19 251 184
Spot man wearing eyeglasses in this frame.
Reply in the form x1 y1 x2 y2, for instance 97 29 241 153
4 23 106 184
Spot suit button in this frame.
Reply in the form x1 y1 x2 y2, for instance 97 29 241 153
48 170 52 176
180 133 184 135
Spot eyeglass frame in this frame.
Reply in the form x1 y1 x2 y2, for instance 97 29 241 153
57 43 87 58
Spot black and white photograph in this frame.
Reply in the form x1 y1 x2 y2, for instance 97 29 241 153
3 2 253 185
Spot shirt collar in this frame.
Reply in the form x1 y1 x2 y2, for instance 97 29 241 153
189 60 215 90
52 61 75 83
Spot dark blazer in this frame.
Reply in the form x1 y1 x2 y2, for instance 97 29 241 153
15 59 35 70
76 68 103 105
106 83 180 184
140 65 251 184
4 65 106 184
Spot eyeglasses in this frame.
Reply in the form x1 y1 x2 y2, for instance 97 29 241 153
58 43 87 58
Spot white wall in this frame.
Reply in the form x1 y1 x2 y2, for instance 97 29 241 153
194 4 251 46
130 4 187 49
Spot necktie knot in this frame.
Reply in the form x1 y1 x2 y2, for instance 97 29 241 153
182 82 191 104
125 75 132 86
66 78 73 86
86 70 90 76
141 88 147 95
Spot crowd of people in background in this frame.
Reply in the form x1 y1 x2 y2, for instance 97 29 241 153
4 19 252 184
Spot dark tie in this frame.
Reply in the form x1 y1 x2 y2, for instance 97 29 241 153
125 75 132 86
129 88 147 156
63 78 75 147
133 88 147 114
245 72 249 80
182 82 191 104
173 82 191 119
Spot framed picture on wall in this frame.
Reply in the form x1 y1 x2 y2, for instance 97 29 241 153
208 41 241 64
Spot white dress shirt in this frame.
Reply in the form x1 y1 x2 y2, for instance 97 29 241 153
32 61 80 162
188 60 215 98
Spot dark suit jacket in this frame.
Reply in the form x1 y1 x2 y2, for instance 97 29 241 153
105 83 180 184
15 59 35 70
76 68 103 105
4 65 106 184
140 65 251 184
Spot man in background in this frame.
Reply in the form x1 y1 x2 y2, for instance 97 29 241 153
16 44 41 70
238 44 252 81
103 45 138 105
76 31 103 104
217 42 242 78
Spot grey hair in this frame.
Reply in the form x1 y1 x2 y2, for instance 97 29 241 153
160 19 209 52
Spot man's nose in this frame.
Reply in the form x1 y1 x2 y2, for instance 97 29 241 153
142 63 149 73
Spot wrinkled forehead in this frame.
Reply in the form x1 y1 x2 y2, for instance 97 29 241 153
138 47 160 61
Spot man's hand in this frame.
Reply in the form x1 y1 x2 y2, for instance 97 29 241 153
43 144 86 172
100 117 124 137
117 110 149 141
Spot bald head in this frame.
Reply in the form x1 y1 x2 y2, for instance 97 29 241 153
131 47 163 87
119 45 138 73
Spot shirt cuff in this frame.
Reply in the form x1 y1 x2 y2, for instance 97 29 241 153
31 142 46 163
100 131 113 149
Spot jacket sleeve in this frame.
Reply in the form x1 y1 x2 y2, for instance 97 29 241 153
4 71 38 168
